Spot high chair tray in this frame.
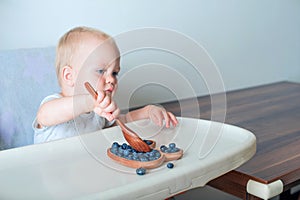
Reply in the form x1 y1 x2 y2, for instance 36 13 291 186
0 117 256 200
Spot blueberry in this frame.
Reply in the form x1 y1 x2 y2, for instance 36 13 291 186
155 151 161 158
132 149 137 153
140 157 149 162
110 148 118 154
169 143 176 149
123 149 130 156
169 147 180 153
160 145 167 152
170 148 176 153
144 140 153 145
152 149 159 153
133 157 139 161
127 154 133 160
148 156 156 161
122 143 128 149
165 148 172 153
116 153 123 157
136 168 146 175
112 142 119 148
138 152 144 156
149 151 155 157
167 163 174 169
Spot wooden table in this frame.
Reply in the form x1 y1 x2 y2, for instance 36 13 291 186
160 81 300 200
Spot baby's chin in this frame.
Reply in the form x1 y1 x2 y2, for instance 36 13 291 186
104 90 116 97
111 90 117 97
110 86 118 97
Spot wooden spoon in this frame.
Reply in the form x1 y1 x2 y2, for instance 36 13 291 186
84 82 151 152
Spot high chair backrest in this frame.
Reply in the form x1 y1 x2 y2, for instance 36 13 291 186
0 47 59 150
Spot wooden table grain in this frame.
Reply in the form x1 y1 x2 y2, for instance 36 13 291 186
160 81 300 200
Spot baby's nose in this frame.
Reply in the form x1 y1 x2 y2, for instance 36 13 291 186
106 74 116 84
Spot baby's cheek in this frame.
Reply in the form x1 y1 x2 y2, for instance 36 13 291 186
96 77 106 90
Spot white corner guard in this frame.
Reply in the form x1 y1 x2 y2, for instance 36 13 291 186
246 179 283 199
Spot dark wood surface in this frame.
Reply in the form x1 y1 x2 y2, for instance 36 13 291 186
161 81 300 199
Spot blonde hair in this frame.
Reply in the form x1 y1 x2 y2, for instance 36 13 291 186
55 26 111 86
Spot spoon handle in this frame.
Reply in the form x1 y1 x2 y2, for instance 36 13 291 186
84 82 98 100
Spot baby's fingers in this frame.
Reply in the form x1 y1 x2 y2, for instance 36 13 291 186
99 94 111 108
163 111 171 128
101 112 114 122
103 102 120 120
95 91 105 104
167 112 178 127
111 108 120 120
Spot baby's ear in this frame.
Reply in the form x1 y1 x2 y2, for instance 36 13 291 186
62 65 75 87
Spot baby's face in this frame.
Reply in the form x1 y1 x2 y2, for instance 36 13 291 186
73 37 120 97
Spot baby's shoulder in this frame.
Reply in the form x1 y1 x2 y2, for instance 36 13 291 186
40 93 62 105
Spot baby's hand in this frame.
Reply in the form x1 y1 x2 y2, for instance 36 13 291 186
93 91 120 121
147 105 178 128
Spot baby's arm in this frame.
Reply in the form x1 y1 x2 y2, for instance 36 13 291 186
37 92 120 128
122 105 178 128
36 94 93 127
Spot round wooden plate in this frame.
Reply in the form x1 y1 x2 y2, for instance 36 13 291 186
107 148 166 169
107 144 183 169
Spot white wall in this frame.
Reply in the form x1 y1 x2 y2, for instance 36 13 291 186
1 0 299 106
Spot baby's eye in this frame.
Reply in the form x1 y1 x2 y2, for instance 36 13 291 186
113 71 119 77
97 69 105 74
